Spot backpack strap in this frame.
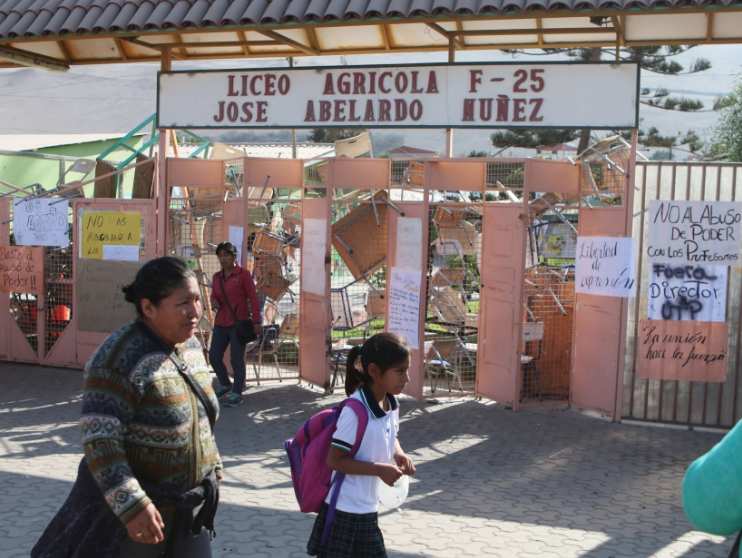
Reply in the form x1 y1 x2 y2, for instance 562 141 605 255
321 398 370 546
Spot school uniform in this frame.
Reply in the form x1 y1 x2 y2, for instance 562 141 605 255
307 385 399 558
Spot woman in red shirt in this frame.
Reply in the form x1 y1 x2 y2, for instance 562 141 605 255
210 241 263 407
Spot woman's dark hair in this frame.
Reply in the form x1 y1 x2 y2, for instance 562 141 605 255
345 332 411 396
122 257 196 316
215 241 238 257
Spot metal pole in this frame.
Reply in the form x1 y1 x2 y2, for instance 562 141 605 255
289 57 297 159
445 38 455 158
157 47 172 257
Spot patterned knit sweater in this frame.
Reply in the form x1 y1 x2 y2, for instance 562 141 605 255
80 321 222 525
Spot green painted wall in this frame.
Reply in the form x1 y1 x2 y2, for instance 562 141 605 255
0 136 146 198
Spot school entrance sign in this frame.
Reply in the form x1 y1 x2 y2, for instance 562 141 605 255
157 62 639 130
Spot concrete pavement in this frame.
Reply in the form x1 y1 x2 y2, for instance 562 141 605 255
0 362 734 557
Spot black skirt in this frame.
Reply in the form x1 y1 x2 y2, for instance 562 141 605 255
307 503 387 558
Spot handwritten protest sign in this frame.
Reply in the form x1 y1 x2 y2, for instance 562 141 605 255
102 245 139 262
647 200 742 265
301 219 327 296
13 198 70 247
575 236 637 297
77 259 143 332
80 211 141 259
0 246 43 295
396 217 423 271
637 319 728 382
388 266 421 349
647 263 727 322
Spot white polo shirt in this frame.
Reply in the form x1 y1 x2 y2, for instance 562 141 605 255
326 386 400 514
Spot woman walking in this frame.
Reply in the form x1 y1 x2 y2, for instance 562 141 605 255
32 257 222 558
210 241 263 407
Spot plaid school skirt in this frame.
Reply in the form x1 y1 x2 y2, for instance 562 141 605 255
307 503 387 558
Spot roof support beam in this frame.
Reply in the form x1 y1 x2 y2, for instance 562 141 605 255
305 27 320 52
381 24 392 51
706 12 714 41
536 18 544 47
452 27 615 37
426 22 464 49
113 38 128 61
239 30 251 56
258 30 319 55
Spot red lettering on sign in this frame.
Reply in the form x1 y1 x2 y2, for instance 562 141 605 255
214 101 225 122
410 71 423 94
480 98 492 121
250 75 263 96
496 96 509 122
363 100 375 121
348 100 361 122
426 71 439 94
469 70 482 93
305 101 316 122
241 75 249 96
334 100 347 122
278 75 290 95
395 72 408 94
513 98 526 122
256 101 268 122
462 99 475 122
227 102 238 122
369 72 377 94
319 101 331 121
338 73 351 95
395 99 407 121
529 98 544 122
379 100 391 122
265 74 276 96
353 72 366 94
530 69 544 92
241 102 253 122
410 100 423 121
228 75 239 96
323 73 335 95
379 72 392 94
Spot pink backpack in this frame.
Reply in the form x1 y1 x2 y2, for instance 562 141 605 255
285 398 368 543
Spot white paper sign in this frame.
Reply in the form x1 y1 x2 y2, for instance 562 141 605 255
388 267 422 349
228 225 244 264
301 218 327 296
647 263 727 322
575 236 637 298
396 217 422 271
102 244 139 262
647 200 742 266
13 198 69 247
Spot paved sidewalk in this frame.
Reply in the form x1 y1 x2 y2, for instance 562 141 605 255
0 362 734 558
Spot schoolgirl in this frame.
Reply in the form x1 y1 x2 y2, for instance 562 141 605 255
307 332 417 558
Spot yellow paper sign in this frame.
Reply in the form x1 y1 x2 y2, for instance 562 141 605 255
81 211 141 259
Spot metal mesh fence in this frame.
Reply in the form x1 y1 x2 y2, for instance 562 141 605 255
423 203 482 397
6 200 74 357
328 191 388 393
520 206 578 404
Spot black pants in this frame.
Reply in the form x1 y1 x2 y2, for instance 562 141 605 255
209 325 247 394
118 511 212 558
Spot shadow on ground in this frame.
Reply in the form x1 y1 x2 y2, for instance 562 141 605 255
0 363 734 558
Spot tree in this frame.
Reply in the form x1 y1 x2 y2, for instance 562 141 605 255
497 45 713 154
490 129 580 152
711 82 742 161
308 128 366 143
467 150 491 157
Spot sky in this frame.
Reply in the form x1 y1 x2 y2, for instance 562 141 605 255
0 44 740 158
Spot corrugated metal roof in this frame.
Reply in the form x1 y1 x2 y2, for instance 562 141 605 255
0 0 739 40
